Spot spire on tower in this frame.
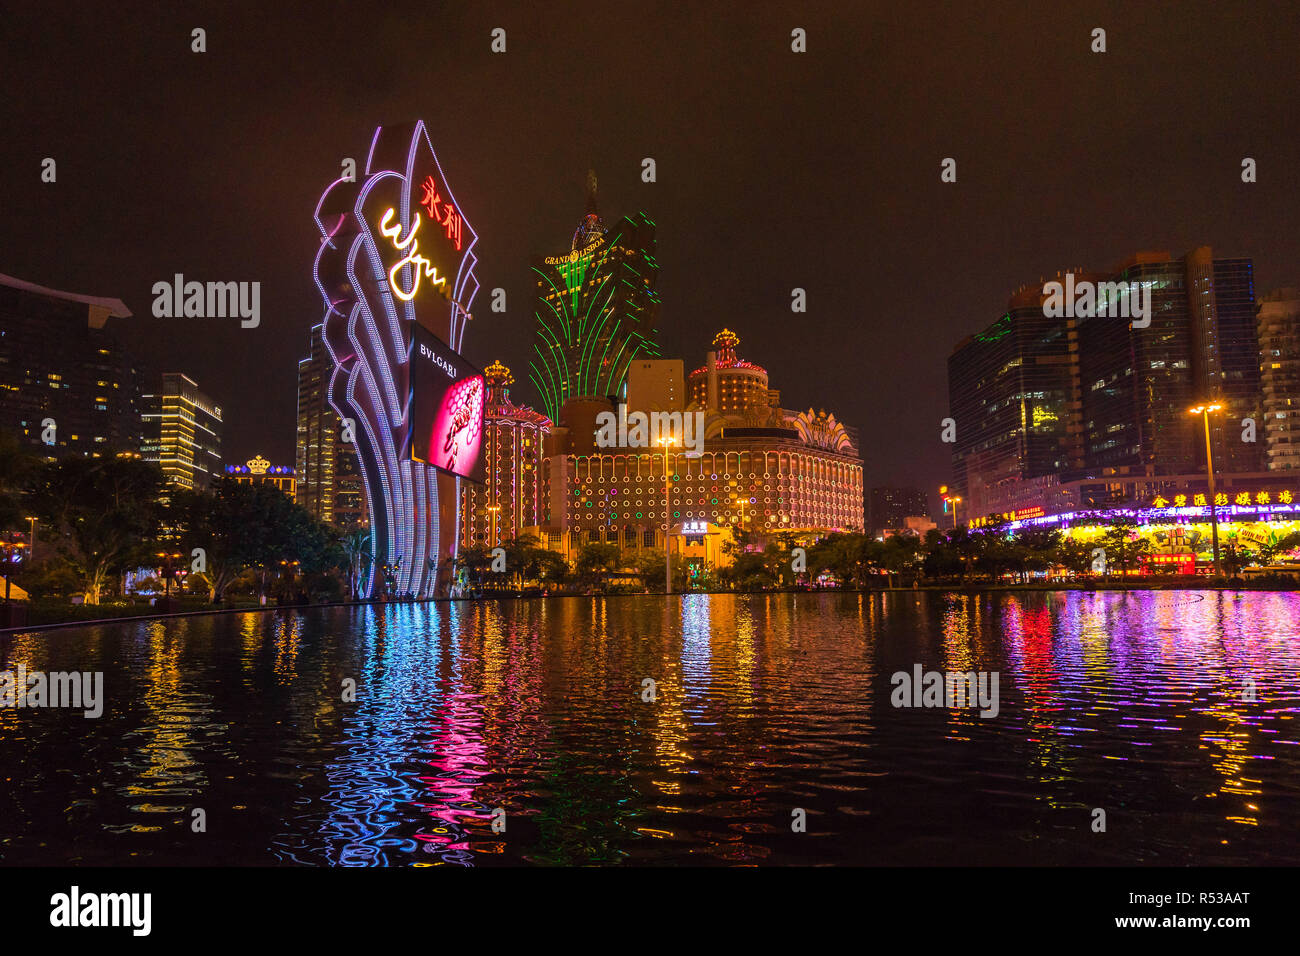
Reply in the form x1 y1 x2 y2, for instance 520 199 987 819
585 168 598 215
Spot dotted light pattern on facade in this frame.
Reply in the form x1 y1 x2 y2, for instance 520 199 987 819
565 449 863 535
460 361 551 547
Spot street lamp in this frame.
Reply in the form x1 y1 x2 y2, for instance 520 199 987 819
1189 402 1224 576
940 488 962 530
732 493 748 534
659 435 676 594
26 516 37 565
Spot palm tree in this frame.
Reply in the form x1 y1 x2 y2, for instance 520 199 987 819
339 527 373 600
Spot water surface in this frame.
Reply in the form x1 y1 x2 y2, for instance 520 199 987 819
1 591 1297 866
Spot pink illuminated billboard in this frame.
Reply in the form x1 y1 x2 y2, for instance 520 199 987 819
410 323 485 482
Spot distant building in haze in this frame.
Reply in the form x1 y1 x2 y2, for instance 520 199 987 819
869 486 931 535
296 324 365 527
527 170 660 423
0 272 144 457
141 372 223 490
1258 288 1300 471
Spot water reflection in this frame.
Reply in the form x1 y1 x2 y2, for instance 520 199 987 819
0 591 1297 866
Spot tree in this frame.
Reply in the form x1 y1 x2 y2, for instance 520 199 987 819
340 527 374 599
1056 537 1096 577
1101 517 1150 577
632 548 688 592
0 429 40 533
575 543 620 590
168 480 340 603
880 534 921 587
453 544 494 592
28 455 165 604
1015 527 1063 581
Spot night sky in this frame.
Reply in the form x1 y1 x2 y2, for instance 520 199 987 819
3 1 1298 495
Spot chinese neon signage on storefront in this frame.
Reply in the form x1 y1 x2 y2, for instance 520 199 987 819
1150 490 1295 508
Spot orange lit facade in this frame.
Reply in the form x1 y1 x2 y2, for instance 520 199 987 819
460 361 551 547
549 330 863 556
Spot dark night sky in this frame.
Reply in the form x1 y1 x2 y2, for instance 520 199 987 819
3 1 1298 497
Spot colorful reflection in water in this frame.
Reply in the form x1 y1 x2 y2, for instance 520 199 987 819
0 591 1298 865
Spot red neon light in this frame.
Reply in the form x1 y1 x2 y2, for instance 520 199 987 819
419 175 463 250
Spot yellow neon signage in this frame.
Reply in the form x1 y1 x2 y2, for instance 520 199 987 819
378 208 447 302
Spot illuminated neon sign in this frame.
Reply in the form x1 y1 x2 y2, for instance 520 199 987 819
419 176 463 250
312 120 481 599
378 208 447 301
542 236 604 266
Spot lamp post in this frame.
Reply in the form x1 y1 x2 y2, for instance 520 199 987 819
1190 402 1224 576
732 494 748 534
27 516 37 565
940 487 962 530
659 436 676 594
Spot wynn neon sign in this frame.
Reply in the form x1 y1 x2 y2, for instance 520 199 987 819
378 208 447 302
312 120 481 600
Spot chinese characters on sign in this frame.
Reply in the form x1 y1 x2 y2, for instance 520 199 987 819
419 175 463 251
1150 490 1294 507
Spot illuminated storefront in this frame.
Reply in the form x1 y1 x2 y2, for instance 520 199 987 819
311 121 483 598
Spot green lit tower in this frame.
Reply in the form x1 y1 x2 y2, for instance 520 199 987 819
528 170 660 422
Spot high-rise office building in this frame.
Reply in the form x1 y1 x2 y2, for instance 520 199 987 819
948 247 1265 519
295 324 365 526
527 170 660 422
947 282 1077 516
1075 248 1261 477
459 361 551 547
141 372 223 490
0 272 144 457
1258 288 1300 471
